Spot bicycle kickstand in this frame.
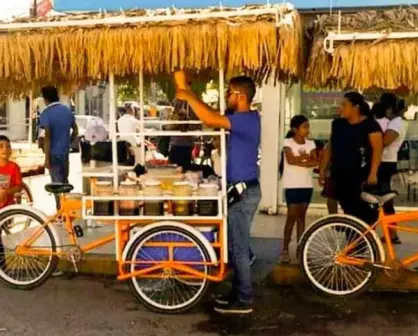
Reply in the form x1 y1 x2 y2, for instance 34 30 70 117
70 255 79 274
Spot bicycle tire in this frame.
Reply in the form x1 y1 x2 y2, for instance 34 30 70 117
125 225 211 314
298 215 380 298
0 208 58 290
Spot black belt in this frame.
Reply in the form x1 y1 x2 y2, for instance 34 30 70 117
228 179 259 189
227 179 259 207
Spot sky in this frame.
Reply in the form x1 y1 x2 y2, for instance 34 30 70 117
1 0 417 21
53 0 418 11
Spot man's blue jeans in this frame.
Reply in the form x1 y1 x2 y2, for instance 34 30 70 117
50 154 69 209
228 184 261 304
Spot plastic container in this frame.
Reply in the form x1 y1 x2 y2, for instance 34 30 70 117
93 181 114 216
119 180 140 216
143 180 164 216
197 183 219 216
172 181 193 216
146 166 183 191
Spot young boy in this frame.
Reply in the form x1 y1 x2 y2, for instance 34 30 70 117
0 135 23 268
0 136 23 208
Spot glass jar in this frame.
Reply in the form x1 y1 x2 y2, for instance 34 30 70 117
93 181 114 216
172 181 193 216
119 180 139 216
197 184 219 216
143 180 164 216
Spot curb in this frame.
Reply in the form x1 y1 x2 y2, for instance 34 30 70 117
271 264 418 291
59 255 418 292
58 254 118 276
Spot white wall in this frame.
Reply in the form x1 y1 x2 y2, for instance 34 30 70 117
2 99 27 142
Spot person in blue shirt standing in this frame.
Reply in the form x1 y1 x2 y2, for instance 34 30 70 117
176 73 261 315
38 87 78 209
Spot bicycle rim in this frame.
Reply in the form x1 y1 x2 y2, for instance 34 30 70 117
302 222 376 296
129 228 209 313
0 212 55 287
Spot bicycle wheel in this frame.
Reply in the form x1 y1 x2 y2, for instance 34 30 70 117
0 208 58 290
125 225 211 314
299 216 380 297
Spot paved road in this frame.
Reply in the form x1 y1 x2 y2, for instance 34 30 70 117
1 276 418 336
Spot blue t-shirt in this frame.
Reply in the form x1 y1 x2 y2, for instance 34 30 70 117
226 111 260 183
39 103 75 156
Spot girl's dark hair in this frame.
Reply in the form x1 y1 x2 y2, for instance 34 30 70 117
379 93 400 116
371 102 386 119
344 91 371 117
285 115 309 138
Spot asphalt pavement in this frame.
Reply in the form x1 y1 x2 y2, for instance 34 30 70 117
2 275 418 336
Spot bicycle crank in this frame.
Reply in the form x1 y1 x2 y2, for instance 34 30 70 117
64 246 83 273
383 259 406 282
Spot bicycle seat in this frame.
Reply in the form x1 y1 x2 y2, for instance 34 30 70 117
45 183 74 195
361 191 398 205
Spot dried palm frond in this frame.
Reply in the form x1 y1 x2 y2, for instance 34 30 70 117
0 7 302 99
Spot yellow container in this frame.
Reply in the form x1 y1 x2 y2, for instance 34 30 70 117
94 181 114 216
119 180 139 216
143 180 164 216
172 182 193 216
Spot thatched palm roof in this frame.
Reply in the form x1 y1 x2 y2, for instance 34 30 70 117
0 4 302 98
306 7 418 92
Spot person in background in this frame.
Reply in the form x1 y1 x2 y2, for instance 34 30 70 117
280 115 317 263
0 136 23 268
373 102 389 132
176 73 260 315
318 141 338 215
168 98 200 171
378 94 408 244
118 105 141 148
168 135 195 171
38 87 78 209
319 92 382 226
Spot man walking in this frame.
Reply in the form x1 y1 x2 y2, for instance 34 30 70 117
38 87 78 209
176 73 261 314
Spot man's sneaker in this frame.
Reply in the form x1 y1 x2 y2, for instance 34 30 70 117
214 294 234 305
214 300 253 315
250 254 257 267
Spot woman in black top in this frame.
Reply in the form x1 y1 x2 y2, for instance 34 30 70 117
319 92 383 224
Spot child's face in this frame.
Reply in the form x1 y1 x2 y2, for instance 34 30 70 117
0 141 11 161
294 121 310 138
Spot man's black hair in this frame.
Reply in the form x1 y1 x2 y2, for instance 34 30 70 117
229 76 256 103
41 86 60 103
0 135 11 145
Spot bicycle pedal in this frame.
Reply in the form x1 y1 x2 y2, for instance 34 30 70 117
74 225 84 238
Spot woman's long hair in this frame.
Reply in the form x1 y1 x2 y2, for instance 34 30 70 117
344 92 371 118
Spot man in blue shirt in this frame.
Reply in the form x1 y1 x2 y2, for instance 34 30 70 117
38 87 78 209
176 73 261 314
